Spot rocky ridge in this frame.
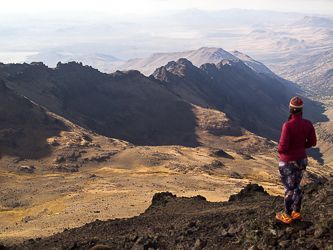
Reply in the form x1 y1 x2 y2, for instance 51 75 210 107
152 58 326 142
117 47 285 80
3 180 333 250
1 60 325 147
0 62 200 147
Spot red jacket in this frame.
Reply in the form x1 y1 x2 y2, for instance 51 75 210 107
278 114 316 162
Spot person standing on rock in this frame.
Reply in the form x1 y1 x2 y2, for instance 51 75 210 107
275 96 317 224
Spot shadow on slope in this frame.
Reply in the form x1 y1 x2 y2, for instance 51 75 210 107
0 79 69 159
152 58 328 145
307 148 324 164
0 62 201 147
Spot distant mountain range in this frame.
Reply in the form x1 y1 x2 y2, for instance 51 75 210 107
115 47 268 76
25 47 299 93
26 47 275 77
26 50 124 70
17 12 333 73
293 16 333 28
0 56 326 147
115 47 299 92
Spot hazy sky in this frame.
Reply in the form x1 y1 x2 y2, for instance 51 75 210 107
2 0 333 15
1 0 333 64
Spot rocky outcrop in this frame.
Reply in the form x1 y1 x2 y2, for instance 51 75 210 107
6 180 333 250
228 183 269 201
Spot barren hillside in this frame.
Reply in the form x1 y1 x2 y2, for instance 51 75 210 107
269 48 333 99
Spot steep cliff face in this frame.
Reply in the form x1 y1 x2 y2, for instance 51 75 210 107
153 59 220 109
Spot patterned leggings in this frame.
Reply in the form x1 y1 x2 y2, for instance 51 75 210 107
278 158 307 215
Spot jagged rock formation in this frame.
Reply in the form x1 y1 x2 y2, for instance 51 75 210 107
116 47 287 81
4 180 333 250
152 58 326 141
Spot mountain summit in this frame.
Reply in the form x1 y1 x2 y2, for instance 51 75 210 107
116 47 277 77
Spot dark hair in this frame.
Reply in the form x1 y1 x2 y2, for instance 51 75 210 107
288 109 302 121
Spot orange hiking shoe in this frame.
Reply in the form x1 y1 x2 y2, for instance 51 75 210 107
292 211 302 220
276 212 293 224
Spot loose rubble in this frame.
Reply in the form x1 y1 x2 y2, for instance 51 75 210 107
2 180 333 250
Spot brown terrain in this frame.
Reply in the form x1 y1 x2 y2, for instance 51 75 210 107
4 181 333 250
0 60 333 249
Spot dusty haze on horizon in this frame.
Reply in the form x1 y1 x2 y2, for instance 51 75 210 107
0 0 333 65
2 0 333 15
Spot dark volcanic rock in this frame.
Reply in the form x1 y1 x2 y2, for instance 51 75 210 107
228 183 269 201
213 149 234 159
0 79 7 92
6 180 333 250
151 191 177 206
